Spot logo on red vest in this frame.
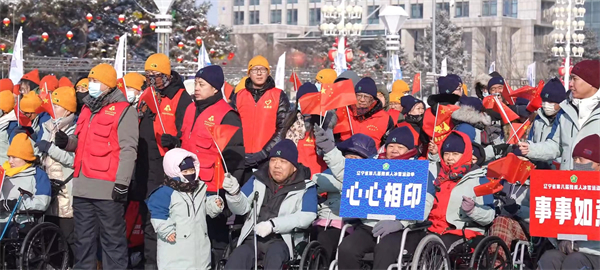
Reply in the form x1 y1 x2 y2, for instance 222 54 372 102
204 115 216 127
105 105 117 116
264 99 273 109
367 125 379 131
162 104 174 116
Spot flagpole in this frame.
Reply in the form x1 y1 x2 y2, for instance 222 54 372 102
151 87 166 133
210 137 229 174
345 106 354 135
419 73 423 100
431 105 439 144
16 97 21 127
494 96 518 139
507 119 529 143
45 82 56 120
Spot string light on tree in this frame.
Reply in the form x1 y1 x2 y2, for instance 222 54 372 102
42 32 49 42
20 15 26 23
119 14 126 23
86 13 93 22
66 31 73 40
0 44 5 51
228 52 235 60
195 36 202 46
177 55 184 63
150 22 156 31
132 25 139 34
209 48 215 54
3 18 10 27
178 42 184 49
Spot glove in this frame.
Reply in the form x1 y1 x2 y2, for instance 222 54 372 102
558 240 578 255
160 134 180 150
502 197 520 215
36 140 52 154
13 126 34 136
245 151 268 168
54 130 69 150
314 125 335 154
493 143 510 156
372 220 404 238
255 221 274 238
0 200 18 213
461 196 476 214
222 173 240 195
112 184 128 202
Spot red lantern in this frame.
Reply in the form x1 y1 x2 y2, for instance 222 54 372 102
176 56 184 63
558 67 565 76
114 35 120 41
20 15 25 23
291 51 306 67
150 22 156 31
132 25 139 34
118 14 126 23
86 13 93 22
178 42 184 49
209 48 215 54
328 48 337 62
3 18 9 27
345 48 353 62
41 32 49 42
222 62 227 65
0 44 5 51
193 58 198 62
66 31 73 40
194 49 199 55
227 52 235 60
195 36 202 46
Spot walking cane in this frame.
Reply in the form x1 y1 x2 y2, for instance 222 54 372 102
251 191 259 270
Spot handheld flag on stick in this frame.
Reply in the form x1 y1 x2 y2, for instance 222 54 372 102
412 73 421 95
38 85 56 119
150 87 165 134
506 119 531 144
206 124 240 189
422 104 459 144
117 78 128 98
289 71 301 92
502 81 516 105
298 92 323 116
474 178 503 197
526 80 545 112
139 87 158 114
14 99 31 127
222 82 234 102
486 153 535 185
483 96 519 124
321 80 356 112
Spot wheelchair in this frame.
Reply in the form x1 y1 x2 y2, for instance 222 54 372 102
445 222 513 270
0 188 69 270
328 221 450 270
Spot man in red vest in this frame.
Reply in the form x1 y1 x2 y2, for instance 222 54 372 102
135 53 192 269
180 65 245 265
230 55 291 179
54 63 139 270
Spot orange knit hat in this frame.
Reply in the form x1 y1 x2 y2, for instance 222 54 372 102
20 91 42 113
123 73 146 91
7 133 35 162
52 86 77 113
0 91 14 114
88 64 117 88
145 53 171 75
247 55 270 75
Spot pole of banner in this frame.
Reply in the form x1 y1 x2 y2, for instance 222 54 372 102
345 105 354 135
431 105 439 144
151 86 166 133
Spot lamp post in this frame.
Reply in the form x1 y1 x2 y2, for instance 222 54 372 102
551 0 586 89
153 0 175 57
380 6 409 80
320 1 363 73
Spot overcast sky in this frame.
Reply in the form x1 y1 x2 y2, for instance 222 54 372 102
199 0 219 25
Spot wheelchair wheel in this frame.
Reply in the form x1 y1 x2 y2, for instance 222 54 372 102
299 240 328 270
18 222 69 270
411 234 450 270
469 236 512 270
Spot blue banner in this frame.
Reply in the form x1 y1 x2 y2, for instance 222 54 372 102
340 159 429 221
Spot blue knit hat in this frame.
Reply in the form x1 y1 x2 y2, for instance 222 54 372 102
179 157 195 171
296 82 319 102
541 78 567 104
441 133 466 154
195 65 224 90
447 74 463 84
385 126 415 149
438 75 461 94
355 77 378 98
337 133 377 158
458 96 484 112
269 139 299 167
400 96 424 115
487 76 504 90
454 123 477 142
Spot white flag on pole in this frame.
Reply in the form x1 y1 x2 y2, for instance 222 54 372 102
527 62 536 87
9 27 24 85
274 52 286 90
334 37 347 76
197 43 212 70
440 57 447 76
389 54 403 81
114 33 128 79
489 61 496 73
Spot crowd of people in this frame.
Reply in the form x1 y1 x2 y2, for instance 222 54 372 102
0 53 598 270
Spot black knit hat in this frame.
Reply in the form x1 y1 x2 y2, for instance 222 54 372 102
386 126 415 149
195 65 224 90
269 139 299 167
355 77 378 98
179 157 196 171
541 78 567 104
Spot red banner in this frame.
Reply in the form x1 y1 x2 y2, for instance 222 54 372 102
529 170 600 241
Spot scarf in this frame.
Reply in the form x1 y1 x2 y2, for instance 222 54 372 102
163 177 200 193
285 112 307 145
571 90 600 128
84 89 116 113
435 132 473 185
2 161 32 177
0 111 16 131
349 100 381 122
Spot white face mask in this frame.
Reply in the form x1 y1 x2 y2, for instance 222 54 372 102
88 82 103 98
314 82 322 91
542 101 559 116
482 91 490 97
127 91 139 104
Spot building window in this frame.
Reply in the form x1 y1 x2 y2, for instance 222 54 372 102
455 2 469 17
271 10 282 24
309 0 320 2
271 0 282 4
249 0 259 5
309 8 321 26
288 0 298 3
483 0 497 16
249 10 259 24
436 3 450 13
287 9 298 25
503 0 517 17
411 4 423 18
234 11 244 25
234 0 244 6
367 6 380 24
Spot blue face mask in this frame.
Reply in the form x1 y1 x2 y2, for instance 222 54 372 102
88 82 103 98
315 82 322 91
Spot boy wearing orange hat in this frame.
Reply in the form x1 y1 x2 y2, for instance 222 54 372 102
0 89 17 165
122 72 145 105
0 133 51 225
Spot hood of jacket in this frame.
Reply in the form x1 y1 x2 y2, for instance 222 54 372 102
452 105 492 128
377 87 390 111
158 71 186 99
163 148 200 183
474 73 492 100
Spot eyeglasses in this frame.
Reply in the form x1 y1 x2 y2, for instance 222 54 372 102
250 68 268 75
356 94 374 101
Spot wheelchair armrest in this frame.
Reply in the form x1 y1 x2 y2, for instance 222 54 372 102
406 221 432 230
463 221 490 229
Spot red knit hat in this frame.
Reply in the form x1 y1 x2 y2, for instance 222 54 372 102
39 75 59 92
21 69 40 86
571 60 600 89
572 134 600 163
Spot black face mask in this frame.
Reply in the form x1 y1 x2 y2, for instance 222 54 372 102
405 114 424 124
183 174 196 183
76 92 89 112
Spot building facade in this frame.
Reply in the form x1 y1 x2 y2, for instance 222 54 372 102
218 0 556 81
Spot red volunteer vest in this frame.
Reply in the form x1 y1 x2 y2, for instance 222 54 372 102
181 100 233 193
145 88 184 156
236 88 282 153
73 102 129 181
388 109 402 124
297 132 327 175
335 109 390 147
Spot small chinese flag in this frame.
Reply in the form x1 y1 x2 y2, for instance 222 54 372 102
139 87 159 114
510 85 536 101
422 105 459 140
289 72 302 91
321 80 356 112
333 106 352 135
38 90 56 119
486 96 519 124
506 120 531 144
502 81 516 105
298 92 323 116
487 153 535 184
526 80 545 112
223 82 234 102
474 178 503 197
117 78 127 98
206 124 240 152
12 84 19 95
412 73 421 95
14 102 32 128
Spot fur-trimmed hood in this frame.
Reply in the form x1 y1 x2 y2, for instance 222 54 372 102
475 73 492 86
452 105 492 127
